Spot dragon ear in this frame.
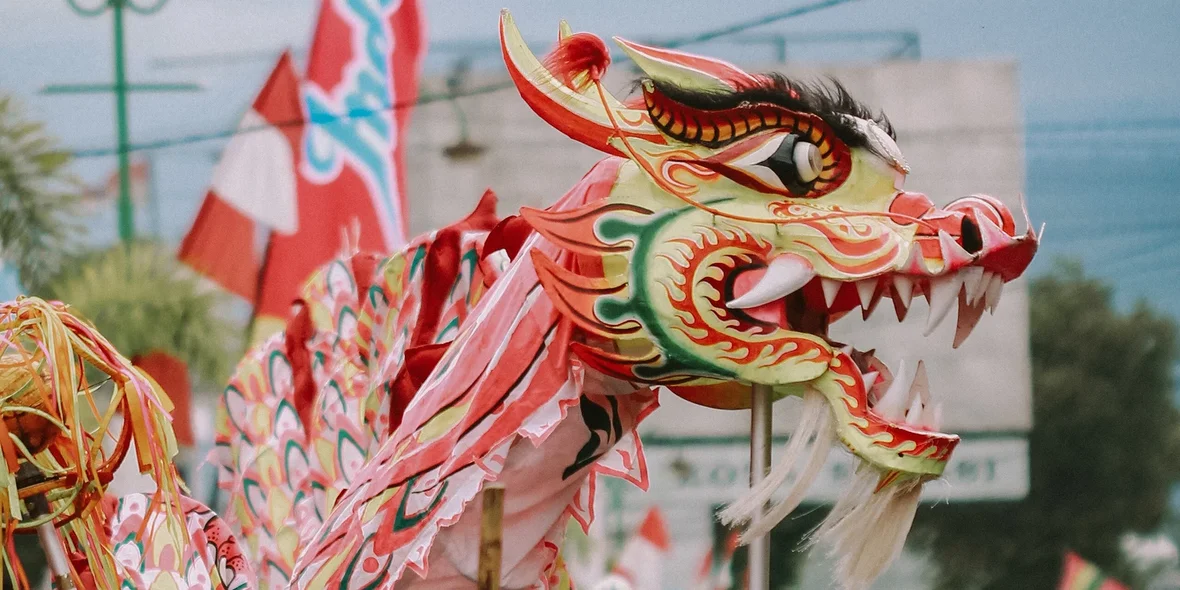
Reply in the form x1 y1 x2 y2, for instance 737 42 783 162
500 10 664 156
613 36 763 92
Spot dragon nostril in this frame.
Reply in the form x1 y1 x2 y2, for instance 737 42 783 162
960 217 983 254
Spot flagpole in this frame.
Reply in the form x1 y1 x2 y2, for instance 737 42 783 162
748 383 773 590
55 0 199 244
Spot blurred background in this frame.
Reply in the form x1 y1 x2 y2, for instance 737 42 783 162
1 0 1178 588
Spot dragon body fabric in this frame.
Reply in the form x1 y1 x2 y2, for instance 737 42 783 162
215 12 1039 590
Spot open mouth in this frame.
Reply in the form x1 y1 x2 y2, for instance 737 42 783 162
721 196 1040 431
716 220 1038 582
724 255 1009 428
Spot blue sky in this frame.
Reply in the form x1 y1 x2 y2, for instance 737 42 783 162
1 0 1178 318
3 0 1178 147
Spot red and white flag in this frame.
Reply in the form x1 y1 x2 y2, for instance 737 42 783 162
612 507 671 590
694 530 739 590
178 51 302 301
180 0 426 335
251 0 425 329
83 158 151 208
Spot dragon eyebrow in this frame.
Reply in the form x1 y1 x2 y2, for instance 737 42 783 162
646 74 897 159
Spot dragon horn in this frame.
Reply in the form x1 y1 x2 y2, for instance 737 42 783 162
613 36 763 92
500 10 664 156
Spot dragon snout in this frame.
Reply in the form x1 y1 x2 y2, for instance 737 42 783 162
889 191 1039 281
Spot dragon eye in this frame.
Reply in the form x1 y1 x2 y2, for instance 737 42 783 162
703 129 846 198
753 134 821 192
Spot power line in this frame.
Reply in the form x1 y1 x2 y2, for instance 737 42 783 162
66 0 863 159
69 116 1180 159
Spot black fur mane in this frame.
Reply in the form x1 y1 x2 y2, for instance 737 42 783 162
647 73 896 155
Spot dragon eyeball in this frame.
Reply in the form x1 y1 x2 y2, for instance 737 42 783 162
794 141 822 183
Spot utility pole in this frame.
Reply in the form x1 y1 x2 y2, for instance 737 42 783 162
44 0 200 244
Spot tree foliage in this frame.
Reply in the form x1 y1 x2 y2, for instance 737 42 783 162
0 95 81 290
913 260 1180 589
34 241 239 386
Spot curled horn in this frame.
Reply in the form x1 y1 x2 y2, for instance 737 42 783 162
499 10 664 155
613 37 764 92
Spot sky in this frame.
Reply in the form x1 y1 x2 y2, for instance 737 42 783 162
1 0 1179 319
2 0 1179 149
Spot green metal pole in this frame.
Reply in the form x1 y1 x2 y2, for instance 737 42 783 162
113 0 134 243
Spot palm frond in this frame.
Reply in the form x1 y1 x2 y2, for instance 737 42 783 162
0 95 83 291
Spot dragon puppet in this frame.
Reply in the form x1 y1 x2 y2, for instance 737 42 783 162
214 11 1039 590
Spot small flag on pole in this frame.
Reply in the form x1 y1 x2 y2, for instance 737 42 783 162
1058 551 1130 590
612 507 671 590
82 158 150 208
694 530 740 590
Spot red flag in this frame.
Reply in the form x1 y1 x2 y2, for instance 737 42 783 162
82 159 151 209
178 51 302 300
612 507 671 590
1059 551 1130 590
694 530 740 590
257 0 426 322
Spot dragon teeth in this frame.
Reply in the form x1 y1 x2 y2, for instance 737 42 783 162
953 289 987 349
873 359 909 420
911 360 930 406
961 266 986 305
938 229 974 268
872 359 938 429
984 272 1005 314
905 394 925 424
821 278 842 308
904 361 932 426
861 371 879 391
923 272 964 336
892 275 914 308
856 279 877 311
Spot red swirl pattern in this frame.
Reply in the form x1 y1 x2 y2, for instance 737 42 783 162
655 225 831 368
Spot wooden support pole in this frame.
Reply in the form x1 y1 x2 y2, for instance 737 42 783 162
748 384 773 590
477 484 505 590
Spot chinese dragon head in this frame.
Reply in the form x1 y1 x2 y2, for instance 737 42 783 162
502 10 1038 583
216 11 1040 590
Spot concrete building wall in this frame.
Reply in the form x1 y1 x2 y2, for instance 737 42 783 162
402 59 1029 589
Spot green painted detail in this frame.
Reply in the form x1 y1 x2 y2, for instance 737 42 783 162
223 386 247 433
435 317 460 344
452 247 481 303
310 481 327 521
340 536 388 590
368 284 388 309
326 260 357 297
323 380 346 413
335 306 358 346
408 244 428 280
284 439 309 488
274 399 301 429
242 479 265 517
264 559 290 584
266 350 291 391
392 476 448 532
336 430 365 483
593 201 740 381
